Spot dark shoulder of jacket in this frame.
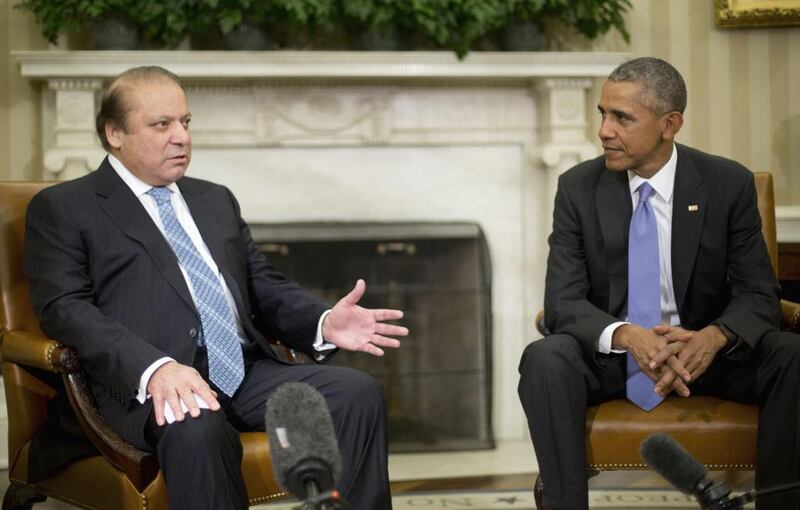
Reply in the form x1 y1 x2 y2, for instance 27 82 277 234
178 176 241 215
27 170 99 219
558 154 608 190
175 175 229 194
677 144 752 183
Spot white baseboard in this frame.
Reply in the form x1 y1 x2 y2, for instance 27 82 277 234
389 439 537 481
0 376 8 469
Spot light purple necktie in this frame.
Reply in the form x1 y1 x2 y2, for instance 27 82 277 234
626 182 664 411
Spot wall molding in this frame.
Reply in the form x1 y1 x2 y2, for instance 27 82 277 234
15 50 627 80
777 206 800 243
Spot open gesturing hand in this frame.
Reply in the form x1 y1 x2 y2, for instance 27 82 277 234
321 279 408 356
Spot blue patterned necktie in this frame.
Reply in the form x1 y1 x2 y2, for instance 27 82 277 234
626 182 664 411
147 186 245 397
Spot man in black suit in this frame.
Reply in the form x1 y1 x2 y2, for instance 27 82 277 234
517 57 800 509
24 66 407 509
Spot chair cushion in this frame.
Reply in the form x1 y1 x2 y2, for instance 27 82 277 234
13 431 286 509
586 397 757 470
241 431 287 504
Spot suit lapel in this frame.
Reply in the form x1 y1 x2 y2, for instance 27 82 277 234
597 169 633 315
179 180 255 333
671 146 707 314
178 179 229 276
94 159 196 311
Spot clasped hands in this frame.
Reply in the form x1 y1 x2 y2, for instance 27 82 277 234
148 278 408 426
613 323 728 398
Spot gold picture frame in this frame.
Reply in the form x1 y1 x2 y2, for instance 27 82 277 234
715 0 800 28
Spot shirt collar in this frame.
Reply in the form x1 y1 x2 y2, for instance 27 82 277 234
627 143 677 202
107 154 181 197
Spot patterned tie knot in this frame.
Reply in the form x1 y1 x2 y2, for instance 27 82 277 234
637 182 655 204
147 186 172 206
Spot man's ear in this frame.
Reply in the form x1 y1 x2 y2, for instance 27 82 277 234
105 122 123 150
662 111 683 141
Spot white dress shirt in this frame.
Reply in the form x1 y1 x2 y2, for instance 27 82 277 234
597 144 681 353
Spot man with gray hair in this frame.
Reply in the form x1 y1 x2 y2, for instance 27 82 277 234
518 57 800 509
24 66 406 509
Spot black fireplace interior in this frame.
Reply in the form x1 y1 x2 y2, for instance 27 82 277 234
251 222 493 452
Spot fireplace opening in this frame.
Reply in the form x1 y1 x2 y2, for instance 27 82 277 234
250 222 493 452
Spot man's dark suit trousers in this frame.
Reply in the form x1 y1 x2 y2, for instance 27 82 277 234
145 350 392 510
518 331 800 510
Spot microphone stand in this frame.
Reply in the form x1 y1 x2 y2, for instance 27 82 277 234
292 481 350 510
707 481 800 509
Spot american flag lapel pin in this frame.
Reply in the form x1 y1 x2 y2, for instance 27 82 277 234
688 205 699 212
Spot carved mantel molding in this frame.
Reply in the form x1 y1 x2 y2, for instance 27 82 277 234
16 50 626 79
15 51 626 179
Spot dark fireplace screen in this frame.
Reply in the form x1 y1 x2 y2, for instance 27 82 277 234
250 222 493 452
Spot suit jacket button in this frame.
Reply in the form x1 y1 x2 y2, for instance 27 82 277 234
188 328 198 339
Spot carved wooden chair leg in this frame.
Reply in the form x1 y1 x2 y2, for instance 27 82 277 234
2 482 46 510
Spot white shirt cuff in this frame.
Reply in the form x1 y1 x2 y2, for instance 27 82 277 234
598 321 629 354
313 309 337 361
136 357 175 404
139 310 337 402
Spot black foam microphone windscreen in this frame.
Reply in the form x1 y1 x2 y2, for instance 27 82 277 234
266 382 342 498
640 433 708 495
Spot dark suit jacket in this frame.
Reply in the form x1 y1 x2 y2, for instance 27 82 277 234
23 158 329 451
544 144 780 356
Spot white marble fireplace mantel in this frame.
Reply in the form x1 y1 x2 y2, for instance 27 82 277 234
17 50 624 79
13 50 627 447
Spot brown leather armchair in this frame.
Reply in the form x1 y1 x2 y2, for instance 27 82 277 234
532 172 800 509
0 182 286 509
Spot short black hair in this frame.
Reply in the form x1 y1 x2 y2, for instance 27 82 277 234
608 57 687 116
95 66 183 151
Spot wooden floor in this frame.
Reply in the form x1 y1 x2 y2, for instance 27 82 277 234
391 470 756 494
1 469 756 508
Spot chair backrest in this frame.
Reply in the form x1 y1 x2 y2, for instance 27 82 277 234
0 182 53 335
753 172 778 277
0 181 284 509
0 182 58 479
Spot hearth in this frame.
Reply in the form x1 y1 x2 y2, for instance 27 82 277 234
251 222 493 452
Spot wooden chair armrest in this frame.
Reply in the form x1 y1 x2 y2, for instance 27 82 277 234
0 329 158 491
63 368 158 492
781 299 800 333
0 330 295 492
268 338 302 364
0 330 76 373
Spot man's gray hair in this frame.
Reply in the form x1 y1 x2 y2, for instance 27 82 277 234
608 57 687 116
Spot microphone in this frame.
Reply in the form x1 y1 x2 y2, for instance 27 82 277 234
266 382 347 509
640 433 732 509
642 433 800 509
